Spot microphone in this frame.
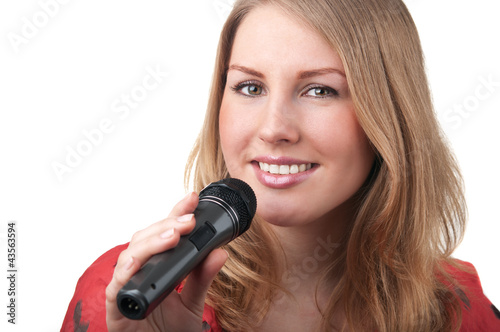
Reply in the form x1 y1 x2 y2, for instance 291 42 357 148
116 178 257 320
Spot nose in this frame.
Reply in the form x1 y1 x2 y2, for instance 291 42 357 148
258 96 300 145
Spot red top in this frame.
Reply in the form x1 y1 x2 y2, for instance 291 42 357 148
61 244 499 331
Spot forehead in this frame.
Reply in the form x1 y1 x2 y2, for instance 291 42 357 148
229 4 345 74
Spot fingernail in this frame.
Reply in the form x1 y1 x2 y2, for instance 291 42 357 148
123 257 134 271
177 214 193 223
160 228 175 239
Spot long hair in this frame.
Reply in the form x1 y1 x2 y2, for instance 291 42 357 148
185 0 468 331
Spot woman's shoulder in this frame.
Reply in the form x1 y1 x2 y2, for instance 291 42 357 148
446 259 500 331
61 243 129 331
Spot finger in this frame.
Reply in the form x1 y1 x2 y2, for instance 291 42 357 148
118 227 185 279
106 227 181 314
106 254 138 322
179 249 228 315
128 192 198 244
167 191 199 218
129 213 196 245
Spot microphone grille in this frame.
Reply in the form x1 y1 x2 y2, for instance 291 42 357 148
199 178 257 235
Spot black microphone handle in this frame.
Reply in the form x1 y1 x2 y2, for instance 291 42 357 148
116 197 238 320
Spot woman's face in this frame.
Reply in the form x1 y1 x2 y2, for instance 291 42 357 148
219 5 375 228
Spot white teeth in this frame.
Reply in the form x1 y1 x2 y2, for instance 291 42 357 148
279 165 289 175
269 164 280 174
258 162 313 174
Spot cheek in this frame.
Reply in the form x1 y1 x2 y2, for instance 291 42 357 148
219 98 249 173
219 103 233 161
341 117 375 184
218 104 230 149
312 108 374 177
346 112 375 165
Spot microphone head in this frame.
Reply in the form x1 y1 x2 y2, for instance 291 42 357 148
199 178 257 235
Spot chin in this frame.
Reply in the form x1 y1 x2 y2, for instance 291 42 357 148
256 205 310 228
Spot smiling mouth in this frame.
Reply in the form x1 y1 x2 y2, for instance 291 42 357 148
258 162 313 175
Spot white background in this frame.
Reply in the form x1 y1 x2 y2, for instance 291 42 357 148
0 0 498 331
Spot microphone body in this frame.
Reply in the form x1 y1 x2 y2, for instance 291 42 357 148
116 178 256 320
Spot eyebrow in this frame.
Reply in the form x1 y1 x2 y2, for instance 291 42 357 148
227 64 346 79
298 67 346 79
228 64 264 78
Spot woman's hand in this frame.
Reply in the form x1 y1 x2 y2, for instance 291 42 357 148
105 192 228 332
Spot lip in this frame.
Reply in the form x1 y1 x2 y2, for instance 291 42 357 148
254 155 312 165
251 156 318 189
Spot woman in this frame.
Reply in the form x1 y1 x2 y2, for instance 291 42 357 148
62 0 499 331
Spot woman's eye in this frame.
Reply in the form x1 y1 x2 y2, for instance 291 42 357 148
242 84 263 96
304 86 338 98
231 81 264 96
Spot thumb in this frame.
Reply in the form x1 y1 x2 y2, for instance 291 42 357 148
179 248 228 314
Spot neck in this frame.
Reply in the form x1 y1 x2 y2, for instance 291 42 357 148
266 198 355 297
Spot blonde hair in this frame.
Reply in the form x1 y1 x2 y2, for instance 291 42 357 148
185 0 467 331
